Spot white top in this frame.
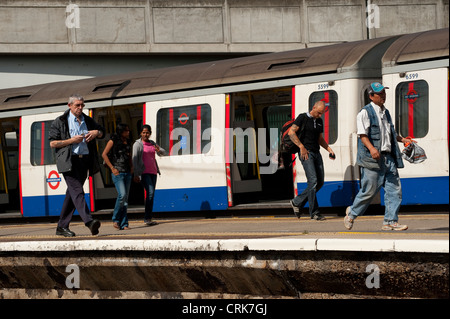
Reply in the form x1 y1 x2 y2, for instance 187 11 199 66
356 102 392 152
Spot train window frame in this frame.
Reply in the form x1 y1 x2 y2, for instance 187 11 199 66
30 121 56 166
308 90 338 145
156 104 212 156
4 131 18 170
395 80 429 139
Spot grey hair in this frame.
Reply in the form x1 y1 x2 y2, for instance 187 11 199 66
68 94 84 105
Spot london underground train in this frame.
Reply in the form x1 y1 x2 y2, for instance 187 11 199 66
0 28 447 217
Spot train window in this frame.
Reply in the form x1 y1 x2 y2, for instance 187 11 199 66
308 90 338 144
395 80 429 138
265 105 291 151
30 121 56 166
156 104 212 156
4 131 18 170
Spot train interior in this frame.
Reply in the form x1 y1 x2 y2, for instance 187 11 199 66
229 88 294 206
0 117 20 214
93 103 145 211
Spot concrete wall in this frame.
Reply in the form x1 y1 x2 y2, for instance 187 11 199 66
0 0 448 54
0 248 448 299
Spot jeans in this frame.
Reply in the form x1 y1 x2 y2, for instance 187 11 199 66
292 151 324 217
141 174 157 220
349 153 402 225
111 172 132 229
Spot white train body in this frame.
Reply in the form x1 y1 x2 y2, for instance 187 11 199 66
0 29 447 216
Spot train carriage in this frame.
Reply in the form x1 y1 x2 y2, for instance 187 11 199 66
0 28 448 217
381 28 449 205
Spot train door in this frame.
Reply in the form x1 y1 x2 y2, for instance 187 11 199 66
145 94 228 212
294 80 360 208
229 92 263 203
383 67 449 204
0 118 20 213
92 104 144 210
229 89 294 205
20 113 90 217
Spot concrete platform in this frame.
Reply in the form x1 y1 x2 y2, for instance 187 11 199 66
0 213 448 246
0 212 448 299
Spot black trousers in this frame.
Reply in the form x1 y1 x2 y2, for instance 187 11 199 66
58 156 93 228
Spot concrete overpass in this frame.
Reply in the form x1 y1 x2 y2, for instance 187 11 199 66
0 0 449 89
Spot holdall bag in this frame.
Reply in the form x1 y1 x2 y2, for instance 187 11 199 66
402 139 427 164
280 113 307 155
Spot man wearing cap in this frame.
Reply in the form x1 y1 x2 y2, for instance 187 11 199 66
344 82 412 231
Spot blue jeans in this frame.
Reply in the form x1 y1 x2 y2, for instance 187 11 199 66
111 172 132 229
349 153 402 225
292 151 324 217
141 174 157 220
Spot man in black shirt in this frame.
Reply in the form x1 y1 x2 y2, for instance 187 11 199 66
288 100 335 220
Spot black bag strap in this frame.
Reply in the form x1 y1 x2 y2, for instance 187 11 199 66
297 113 307 141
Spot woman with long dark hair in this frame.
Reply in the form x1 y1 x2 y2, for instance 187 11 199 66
102 123 133 230
132 124 165 226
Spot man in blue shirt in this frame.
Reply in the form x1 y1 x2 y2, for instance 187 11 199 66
49 94 104 237
68 109 90 155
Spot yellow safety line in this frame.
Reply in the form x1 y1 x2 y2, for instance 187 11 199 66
0 229 447 242
0 214 447 230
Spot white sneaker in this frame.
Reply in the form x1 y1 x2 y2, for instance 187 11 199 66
344 206 354 230
381 223 408 231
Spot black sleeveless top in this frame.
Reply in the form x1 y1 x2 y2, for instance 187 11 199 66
109 136 131 173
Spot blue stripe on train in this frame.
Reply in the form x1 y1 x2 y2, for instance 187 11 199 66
384 176 449 205
153 186 228 212
22 194 90 217
296 180 359 208
21 176 447 216
22 186 228 216
297 176 449 208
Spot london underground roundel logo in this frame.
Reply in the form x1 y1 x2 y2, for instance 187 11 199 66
178 113 189 125
405 89 419 103
47 170 61 190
